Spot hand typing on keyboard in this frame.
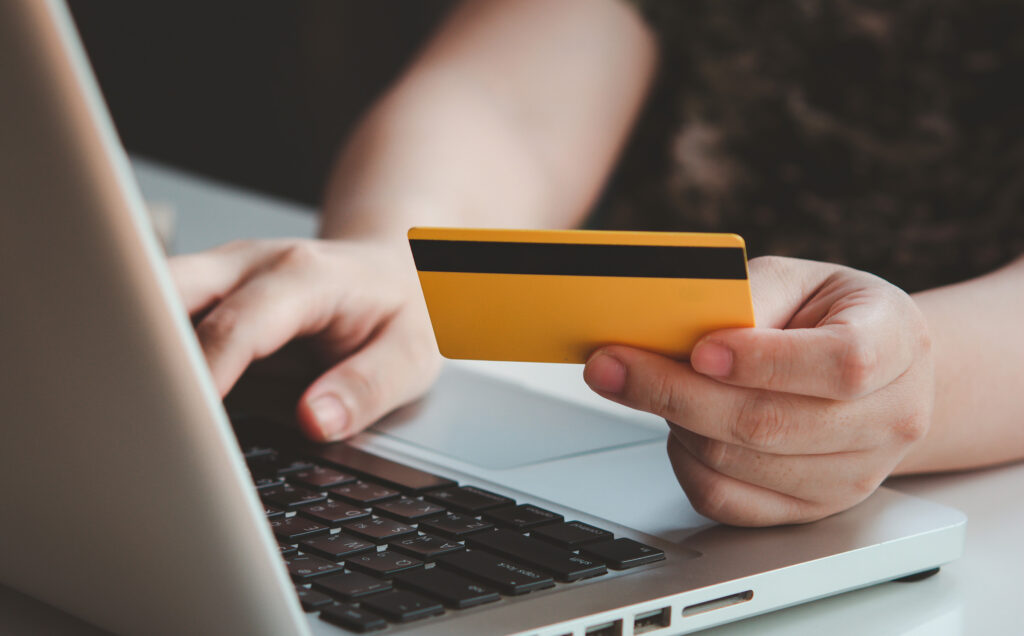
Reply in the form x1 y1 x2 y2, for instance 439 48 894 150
169 239 441 442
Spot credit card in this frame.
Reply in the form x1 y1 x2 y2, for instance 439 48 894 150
408 227 754 363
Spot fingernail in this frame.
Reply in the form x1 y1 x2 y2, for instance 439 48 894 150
692 341 733 377
584 351 627 395
309 394 348 441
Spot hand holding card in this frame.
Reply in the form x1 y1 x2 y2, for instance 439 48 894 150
408 228 755 363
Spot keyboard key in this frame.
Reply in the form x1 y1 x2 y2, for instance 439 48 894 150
261 484 327 509
482 504 563 530
468 529 606 582
283 554 344 581
295 586 333 612
360 589 444 622
580 538 665 569
248 455 313 477
241 444 275 459
270 516 330 542
425 486 514 513
319 602 388 633
346 550 424 577
278 542 298 557
298 500 370 526
342 517 417 544
390 534 464 560
395 567 500 609
329 481 400 506
373 497 446 522
437 549 554 595
315 444 456 493
418 512 494 539
264 504 284 519
531 521 613 549
313 571 392 600
299 533 375 561
290 466 356 489
254 475 286 490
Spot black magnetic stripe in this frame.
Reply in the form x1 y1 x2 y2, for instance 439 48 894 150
409 239 747 279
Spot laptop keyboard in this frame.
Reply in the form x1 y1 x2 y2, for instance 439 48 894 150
242 439 665 633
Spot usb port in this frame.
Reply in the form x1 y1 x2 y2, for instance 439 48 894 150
585 619 623 636
633 607 671 633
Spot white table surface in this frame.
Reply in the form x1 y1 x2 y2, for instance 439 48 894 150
3 157 1021 635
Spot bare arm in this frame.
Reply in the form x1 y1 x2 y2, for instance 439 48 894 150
319 0 656 241
897 255 1024 473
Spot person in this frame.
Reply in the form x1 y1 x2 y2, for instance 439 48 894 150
169 0 1024 527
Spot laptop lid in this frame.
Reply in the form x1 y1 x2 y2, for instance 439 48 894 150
0 2 306 634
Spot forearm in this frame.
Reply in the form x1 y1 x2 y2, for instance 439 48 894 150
897 256 1024 473
319 0 655 242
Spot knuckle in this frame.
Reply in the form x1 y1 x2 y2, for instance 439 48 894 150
733 393 788 450
687 478 731 521
339 367 383 422
197 307 242 345
646 372 685 418
836 339 879 399
889 410 929 445
694 437 734 472
276 241 322 269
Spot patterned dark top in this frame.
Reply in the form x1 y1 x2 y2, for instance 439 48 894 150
612 1 1024 292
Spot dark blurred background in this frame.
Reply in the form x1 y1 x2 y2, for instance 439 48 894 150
70 1 1024 292
69 1 454 206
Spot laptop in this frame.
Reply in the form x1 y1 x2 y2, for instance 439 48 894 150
0 1 966 634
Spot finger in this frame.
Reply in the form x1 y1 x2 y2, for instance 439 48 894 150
195 272 338 395
167 241 269 315
297 311 441 442
584 345 890 453
693 261 918 399
666 434 822 526
669 427 887 505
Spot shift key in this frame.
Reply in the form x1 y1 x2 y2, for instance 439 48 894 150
436 549 554 595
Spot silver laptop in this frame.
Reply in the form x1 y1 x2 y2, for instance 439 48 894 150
0 1 966 634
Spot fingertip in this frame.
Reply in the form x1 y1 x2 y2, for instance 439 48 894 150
298 392 351 442
691 339 733 378
583 349 626 395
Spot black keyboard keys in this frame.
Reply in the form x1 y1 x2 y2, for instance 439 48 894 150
418 512 494 539
299 533 375 561
483 504 563 530
289 465 356 489
297 499 370 526
313 571 392 600
346 550 424 577
320 602 388 633
395 567 500 609
342 517 417 544
261 484 327 509
316 444 456 492
295 587 333 612
271 516 330 542
425 486 513 513
437 549 554 595
580 538 665 569
468 529 606 582
283 554 344 581
264 504 284 519
359 590 444 622
531 521 613 549
329 481 400 506
374 496 446 522
390 534 464 560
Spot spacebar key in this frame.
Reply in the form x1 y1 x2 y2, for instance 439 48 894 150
314 444 456 493
436 550 554 595
468 529 607 582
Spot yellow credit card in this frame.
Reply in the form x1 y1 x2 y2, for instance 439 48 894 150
408 227 754 363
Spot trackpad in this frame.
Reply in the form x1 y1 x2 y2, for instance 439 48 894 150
371 366 664 469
